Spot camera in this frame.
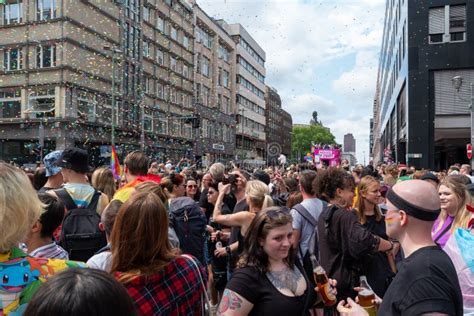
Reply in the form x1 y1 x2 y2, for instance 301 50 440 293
222 174 238 185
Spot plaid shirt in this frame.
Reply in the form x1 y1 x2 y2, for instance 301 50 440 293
115 256 205 316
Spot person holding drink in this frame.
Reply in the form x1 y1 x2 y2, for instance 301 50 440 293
338 180 463 316
218 207 336 315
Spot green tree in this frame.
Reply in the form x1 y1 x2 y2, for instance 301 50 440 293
291 124 336 161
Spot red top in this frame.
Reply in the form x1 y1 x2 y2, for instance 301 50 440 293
115 256 205 316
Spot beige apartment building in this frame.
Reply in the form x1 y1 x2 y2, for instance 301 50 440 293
141 0 195 162
191 3 236 165
219 22 266 166
0 0 194 165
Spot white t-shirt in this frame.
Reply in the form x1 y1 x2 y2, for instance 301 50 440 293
87 251 112 272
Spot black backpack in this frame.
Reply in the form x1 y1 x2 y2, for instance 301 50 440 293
292 200 327 287
55 188 107 262
169 197 207 266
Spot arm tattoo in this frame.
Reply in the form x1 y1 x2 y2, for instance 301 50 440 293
218 289 243 314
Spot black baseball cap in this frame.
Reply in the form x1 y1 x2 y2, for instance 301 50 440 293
55 148 90 174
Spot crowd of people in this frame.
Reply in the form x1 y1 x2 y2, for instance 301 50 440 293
1 149 473 315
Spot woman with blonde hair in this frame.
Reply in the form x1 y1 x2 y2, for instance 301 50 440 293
433 176 472 247
354 176 396 297
91 167 116 201
212 180 273 249
0 163 84 315
111 192 206 315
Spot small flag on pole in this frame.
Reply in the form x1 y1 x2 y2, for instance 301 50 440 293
110 145 122 179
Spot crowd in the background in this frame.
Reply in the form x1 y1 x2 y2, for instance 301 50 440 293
1 150 473 315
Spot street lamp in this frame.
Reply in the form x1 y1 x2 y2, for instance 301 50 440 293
451 75 474 169
104 45 122 148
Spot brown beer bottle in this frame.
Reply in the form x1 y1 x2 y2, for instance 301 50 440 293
358 276 377 316
310 254 336 307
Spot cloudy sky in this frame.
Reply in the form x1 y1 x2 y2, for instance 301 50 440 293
198 0 386 163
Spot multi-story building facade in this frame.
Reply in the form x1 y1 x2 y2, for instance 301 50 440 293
219 22 267 167
265 86 291 165
280 108 292 158
0 0 194 165
373 0 474 169
141 0 195 162
192 3 236 165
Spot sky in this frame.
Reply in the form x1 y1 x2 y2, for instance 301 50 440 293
198 0 386 164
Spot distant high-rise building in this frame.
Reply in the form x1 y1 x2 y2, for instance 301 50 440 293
344 133 356 153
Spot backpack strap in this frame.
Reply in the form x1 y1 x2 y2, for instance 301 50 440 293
55 188 101 211
55 188 77 211
292 204 316 227
87 190 101 212
434 220 453 244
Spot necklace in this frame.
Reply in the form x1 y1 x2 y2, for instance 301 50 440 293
266 265 301 296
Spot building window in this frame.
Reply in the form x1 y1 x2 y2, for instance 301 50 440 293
28 89 55 118
183 35 189 49
183 64 189 78
157 16 164 33
143 40 150 58
77 92 96 122
183 124 192 139
171 120 181 137
170 56 177 71
429 5 466 44
0 89 21 119
143 6 150 22
240 37 264 66
450 5 466 42
144 77 150 93
3 0 23 25
144 114 153 132
36 45 56 68
202 56 210 77
170 88 177 103
157 117 168 135
196 27 212 49
156 82 164 99
4 48 23 71
218 44 230 62
171 26 178 41
223 96 230 114
202 85 210 106
222 70 230 88
37 0 57 21
156 48 164 65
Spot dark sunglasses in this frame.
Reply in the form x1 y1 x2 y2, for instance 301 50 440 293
187 185 198 188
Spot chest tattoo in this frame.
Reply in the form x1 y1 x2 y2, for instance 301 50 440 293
266 266 303 296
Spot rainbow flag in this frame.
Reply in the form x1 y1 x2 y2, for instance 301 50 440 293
111 145 122 179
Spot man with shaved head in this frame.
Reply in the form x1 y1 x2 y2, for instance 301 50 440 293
340 180 463 315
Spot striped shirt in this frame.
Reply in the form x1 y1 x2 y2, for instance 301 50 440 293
29 242 69 260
